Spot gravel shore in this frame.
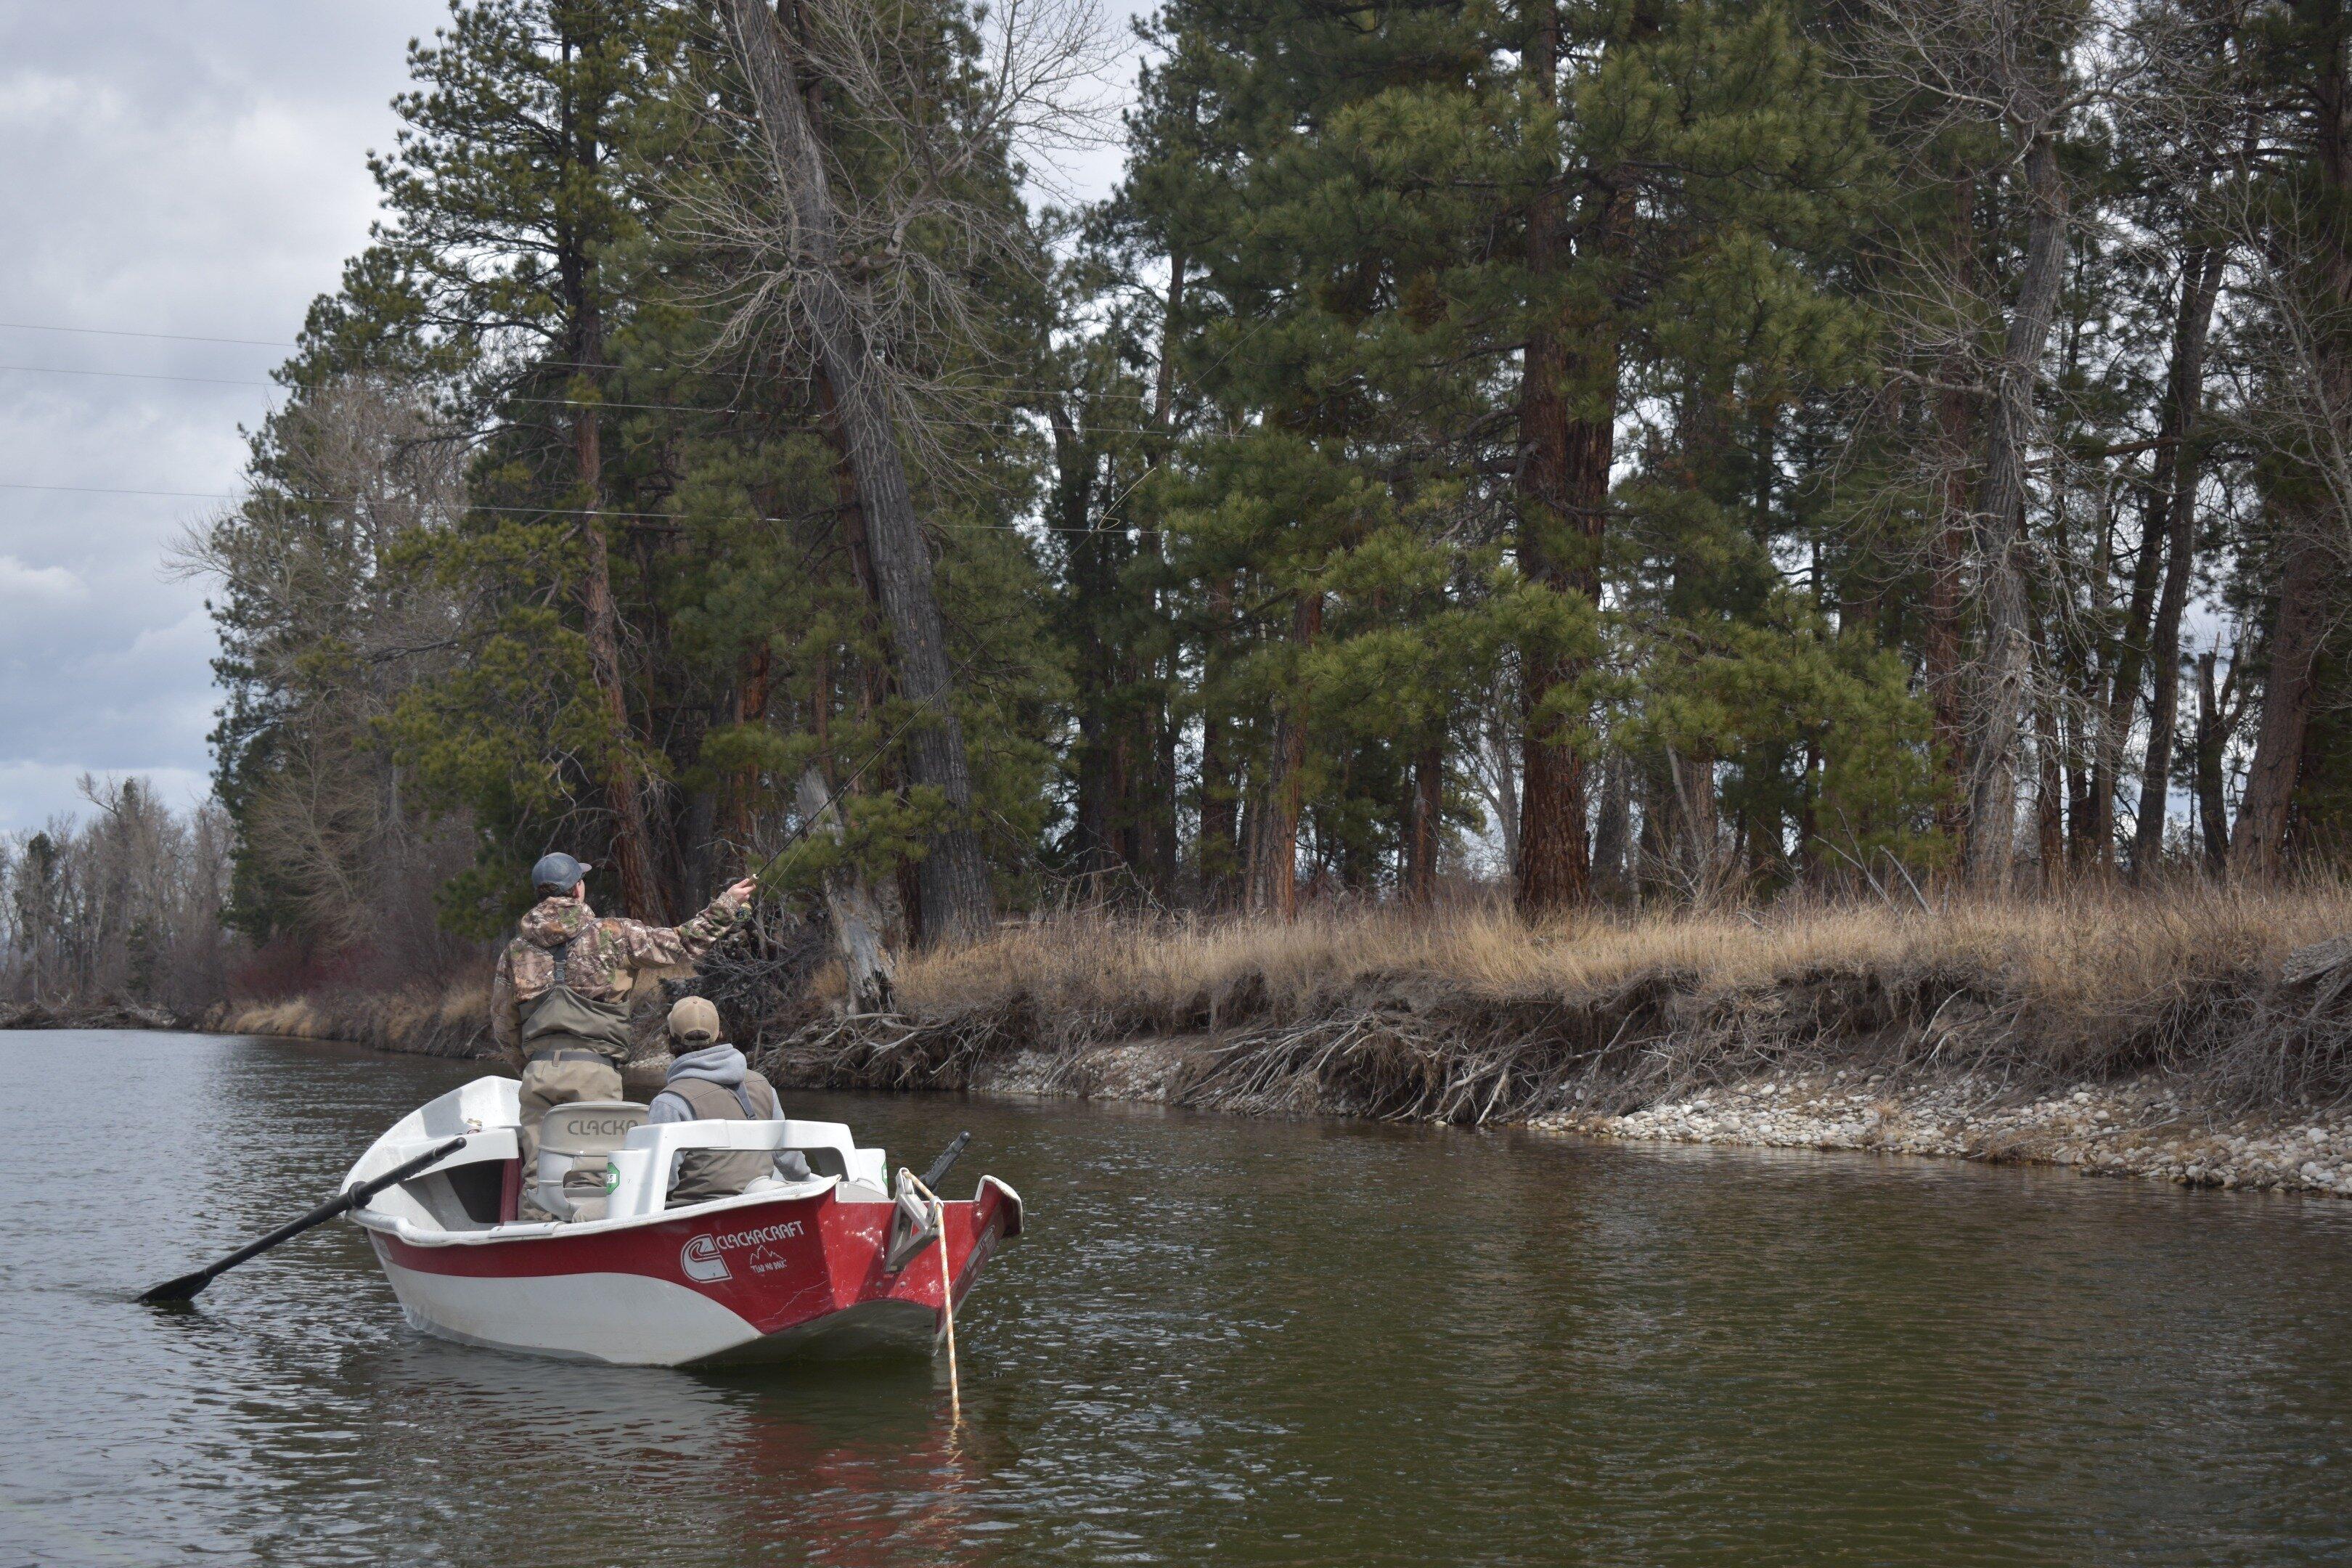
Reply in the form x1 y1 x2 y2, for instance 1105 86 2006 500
1535 1071 2352 1195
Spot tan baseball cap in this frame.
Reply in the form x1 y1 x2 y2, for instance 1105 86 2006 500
668 995 722 1045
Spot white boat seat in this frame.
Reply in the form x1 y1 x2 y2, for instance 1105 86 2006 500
536 1101 648 1222
793 1146 847 1180
601 1118 888 1220
540 1101 648 1156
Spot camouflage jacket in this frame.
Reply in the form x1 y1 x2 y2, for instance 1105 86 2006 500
489 889 748 1068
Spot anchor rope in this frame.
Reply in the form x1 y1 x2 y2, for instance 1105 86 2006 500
902 1169 961 1424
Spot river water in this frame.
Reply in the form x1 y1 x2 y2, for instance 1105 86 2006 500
5 1032 2352 1566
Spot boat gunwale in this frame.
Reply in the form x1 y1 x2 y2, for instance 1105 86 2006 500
346 1174 899 1248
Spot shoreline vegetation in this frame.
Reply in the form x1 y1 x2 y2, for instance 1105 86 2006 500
185 880 2352 1198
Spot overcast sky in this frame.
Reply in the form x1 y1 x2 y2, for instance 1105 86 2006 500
0 1 1140 834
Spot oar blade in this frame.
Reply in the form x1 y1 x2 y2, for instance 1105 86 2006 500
138 1268 216 1306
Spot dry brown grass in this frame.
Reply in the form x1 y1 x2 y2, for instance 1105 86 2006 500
897 877 2350 1030
774 878 2352 1122
216 976 490 1060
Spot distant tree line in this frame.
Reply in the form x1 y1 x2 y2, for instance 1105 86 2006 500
175 0 2352 985
0 778 237 1013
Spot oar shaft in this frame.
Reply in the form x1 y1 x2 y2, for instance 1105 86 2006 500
144 1135 469 1302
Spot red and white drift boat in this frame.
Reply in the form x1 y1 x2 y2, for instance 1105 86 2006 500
343 1076 1023 1366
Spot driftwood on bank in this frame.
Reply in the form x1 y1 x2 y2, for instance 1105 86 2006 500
0 998 187 1032
794 769 895 1014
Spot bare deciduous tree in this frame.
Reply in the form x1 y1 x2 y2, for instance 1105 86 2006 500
683 0 1113 944
172 376 479 972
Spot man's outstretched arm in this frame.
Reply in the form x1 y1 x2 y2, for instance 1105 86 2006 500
605 879 756 971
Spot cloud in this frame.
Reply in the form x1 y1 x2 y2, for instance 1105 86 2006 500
0 555 86 604
0 1 444 829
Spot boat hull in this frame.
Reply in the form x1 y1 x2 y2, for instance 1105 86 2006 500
363 1177 1019 1367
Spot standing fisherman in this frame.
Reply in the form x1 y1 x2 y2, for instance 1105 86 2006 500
491 852 755 1177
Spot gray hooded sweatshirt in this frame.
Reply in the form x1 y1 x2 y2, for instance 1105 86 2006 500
648 1042 763 1122
650 1042 811 1190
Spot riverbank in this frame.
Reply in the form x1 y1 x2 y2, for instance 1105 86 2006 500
951 1045 2352 1194
192 881 2352 1194
207 981 491 1061
756 880 2352 1196
205 977 681 1080
0 998 189 1032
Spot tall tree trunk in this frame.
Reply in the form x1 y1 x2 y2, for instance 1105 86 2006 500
1590 750 1630 895
1199 573 1241 907
1513 0 1633 918
1049 403 1117 880
2237 4 2352 877
1797 740 1823 888
1247 592 1321 918
718 637 773 854
1146 253 1187 897
2233 527 2332 873
795 769 894 1013
2035 691 2067 883
2094 454 2172 862
573 358 668 923
1072 710 1116 877
2092 500 2163 863
2194 649 2237 871
1405 740 1442 904
1963 128 2070 886
1927 172 1977 851
1667 746 1718 899
552 35 666 924
721 0 993 945
2130 248 2224 873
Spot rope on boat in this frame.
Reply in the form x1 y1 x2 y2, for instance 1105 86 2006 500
902 1169 961 1424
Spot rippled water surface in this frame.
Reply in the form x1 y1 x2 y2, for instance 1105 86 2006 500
5 1032 2352 1565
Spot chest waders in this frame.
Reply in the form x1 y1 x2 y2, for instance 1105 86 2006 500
520 935 634 1066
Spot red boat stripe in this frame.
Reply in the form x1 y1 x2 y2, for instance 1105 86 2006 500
370 1188 1010 1339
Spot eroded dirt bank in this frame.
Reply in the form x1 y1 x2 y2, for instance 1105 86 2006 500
754 889 2352 1197
1544 1071 2352 1193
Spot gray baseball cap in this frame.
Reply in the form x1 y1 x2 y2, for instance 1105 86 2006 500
530 852 592 893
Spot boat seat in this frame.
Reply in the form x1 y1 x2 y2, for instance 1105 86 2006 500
542 1101 648 1156
790 1146 848 1180
536 1101 648 1222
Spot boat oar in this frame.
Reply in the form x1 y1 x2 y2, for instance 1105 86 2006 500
920 1131 971 1193
139 1135 470 1305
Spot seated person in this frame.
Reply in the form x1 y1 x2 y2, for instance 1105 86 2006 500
648 997 809 1204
